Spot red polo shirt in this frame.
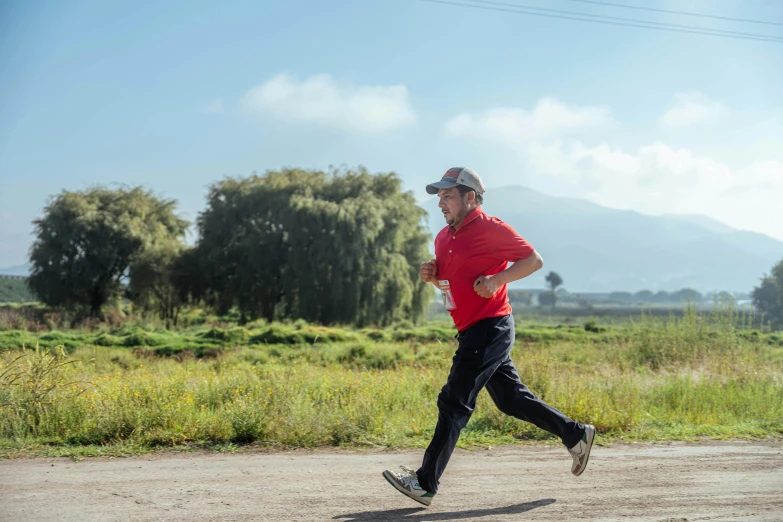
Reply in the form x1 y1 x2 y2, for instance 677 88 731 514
434 207 535 332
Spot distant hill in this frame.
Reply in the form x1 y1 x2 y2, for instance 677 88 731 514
0 277 36 303
0 264 31 277
421 186 783 293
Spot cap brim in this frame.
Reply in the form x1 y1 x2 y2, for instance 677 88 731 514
426 179 459 194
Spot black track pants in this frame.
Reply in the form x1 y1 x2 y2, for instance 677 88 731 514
416 314 585 494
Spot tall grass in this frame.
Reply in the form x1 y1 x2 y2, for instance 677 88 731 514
627 304 770 369
1 307 781 456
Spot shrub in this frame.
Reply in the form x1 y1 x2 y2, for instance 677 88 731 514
37 332 83 351
0 330 38 351
584 319 607 333
123 332 168 347
198 327 249 344
93 333 121 347
249 323 356 345
390 325 454 343
149 343 223 359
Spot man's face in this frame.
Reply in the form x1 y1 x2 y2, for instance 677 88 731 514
438 187 473 226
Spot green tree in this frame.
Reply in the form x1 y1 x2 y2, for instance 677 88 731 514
653 290 670 303
752 259 783 328
635 290 654 302
508 290 532 307
715 291 735 305
670 288 703 303
127 243 191 327
28 187 188 317
608 291 634 304
192 167 431 326
537 291 555 308
544 271 563 309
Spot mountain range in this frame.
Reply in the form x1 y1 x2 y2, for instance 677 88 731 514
420 186 782 293
0 264 31 277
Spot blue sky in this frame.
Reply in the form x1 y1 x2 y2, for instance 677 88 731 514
1 0 782 268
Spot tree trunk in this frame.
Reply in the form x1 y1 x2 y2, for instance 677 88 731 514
90 286 103 317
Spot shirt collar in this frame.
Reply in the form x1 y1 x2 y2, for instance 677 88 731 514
450 206 483 234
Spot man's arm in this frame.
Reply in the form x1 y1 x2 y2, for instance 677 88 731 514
493 250 544 286
474 251 543 298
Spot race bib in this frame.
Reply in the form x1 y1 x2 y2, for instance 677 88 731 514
439 280 456 310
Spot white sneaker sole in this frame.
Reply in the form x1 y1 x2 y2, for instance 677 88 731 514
573 425 595 477
382 470 433 506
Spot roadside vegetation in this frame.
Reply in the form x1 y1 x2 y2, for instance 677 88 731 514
1 305 781 458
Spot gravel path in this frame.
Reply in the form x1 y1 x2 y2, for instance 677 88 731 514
1 440 782 521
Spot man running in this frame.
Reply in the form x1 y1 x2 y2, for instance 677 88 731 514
383 167 595 507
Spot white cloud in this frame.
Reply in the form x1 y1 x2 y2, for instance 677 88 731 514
659 92 729 127
443 98 783 240
444 97 614 146
524 140 783 240
242 74 416 133
202 98 224 114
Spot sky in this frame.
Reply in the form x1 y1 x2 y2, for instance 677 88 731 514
1 0 782 269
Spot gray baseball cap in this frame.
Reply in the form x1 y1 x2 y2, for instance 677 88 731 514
426 167 486 195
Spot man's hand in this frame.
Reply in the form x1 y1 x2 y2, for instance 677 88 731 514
474 275 499 298
420 259 437 283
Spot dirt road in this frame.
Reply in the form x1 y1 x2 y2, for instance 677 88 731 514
1 441 781 521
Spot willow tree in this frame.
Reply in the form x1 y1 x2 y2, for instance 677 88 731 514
28 186 189 317
192 167 431 326
191 169 325 320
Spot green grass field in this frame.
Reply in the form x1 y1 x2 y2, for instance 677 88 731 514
1 307 782 458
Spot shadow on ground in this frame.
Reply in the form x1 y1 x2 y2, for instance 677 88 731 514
334 498 556 521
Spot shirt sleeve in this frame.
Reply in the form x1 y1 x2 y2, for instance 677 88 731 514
493 221 535 261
